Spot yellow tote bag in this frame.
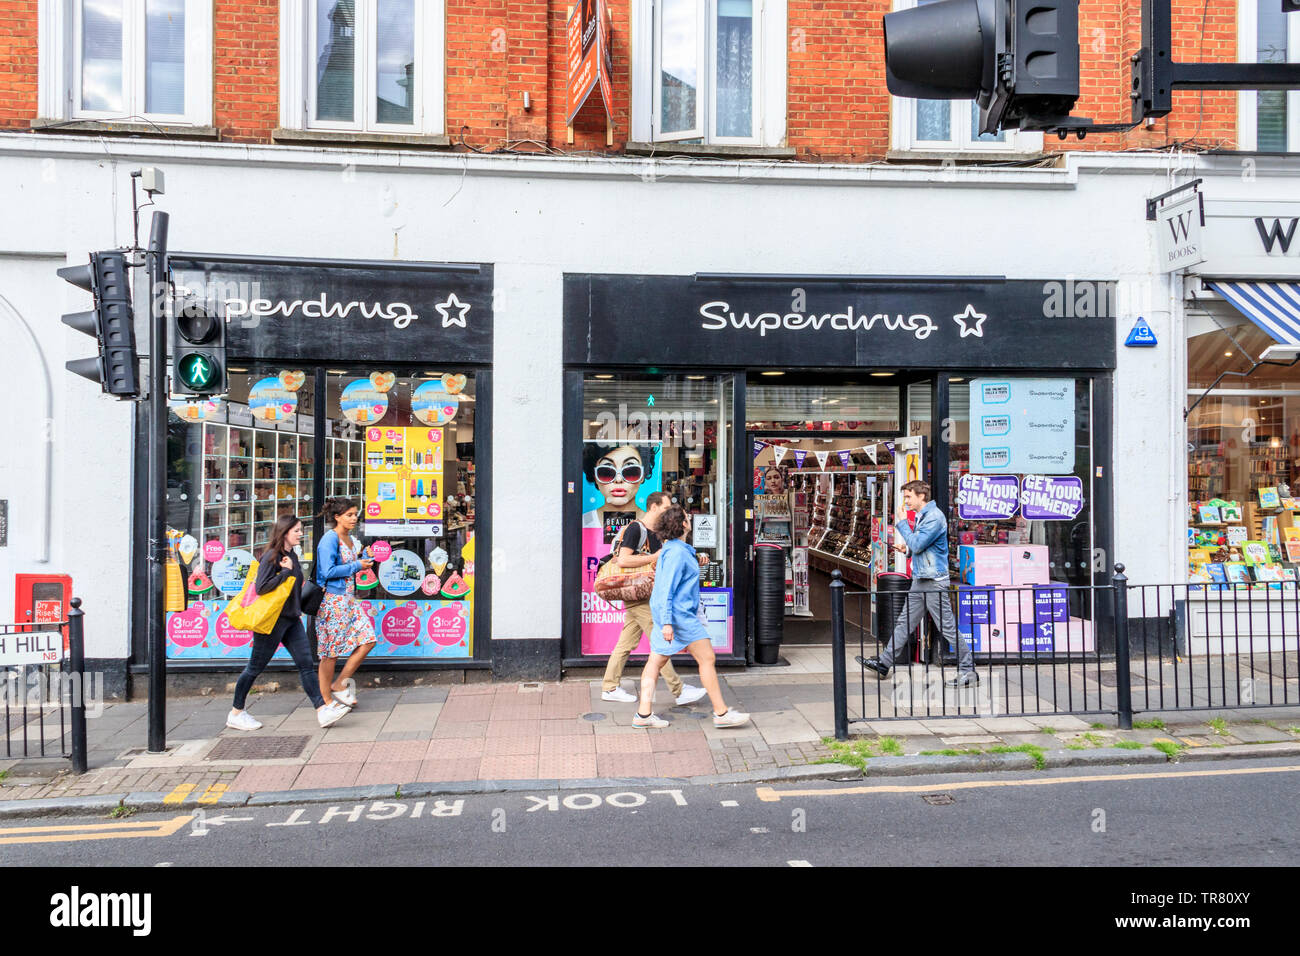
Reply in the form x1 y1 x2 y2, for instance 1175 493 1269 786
224 560 294 634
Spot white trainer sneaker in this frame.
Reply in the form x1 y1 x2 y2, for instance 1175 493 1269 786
601 687 637 702
712 709 751 729
632 712 669 729
317 701 349 728
226 710 262 732
675 684 708 706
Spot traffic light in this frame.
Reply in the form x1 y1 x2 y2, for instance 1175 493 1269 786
883 0 1081 135
57 251 140 397
171 298 226 397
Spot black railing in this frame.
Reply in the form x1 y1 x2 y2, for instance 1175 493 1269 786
829 567 1300 739
2 597 89 772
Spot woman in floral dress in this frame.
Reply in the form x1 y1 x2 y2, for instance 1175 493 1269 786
315 497 378 708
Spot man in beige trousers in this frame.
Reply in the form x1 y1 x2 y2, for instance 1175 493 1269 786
601 491 708 705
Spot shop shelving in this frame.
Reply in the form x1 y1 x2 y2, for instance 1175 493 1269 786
200 416 318 559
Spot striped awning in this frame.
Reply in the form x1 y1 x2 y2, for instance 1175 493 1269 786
1207 281 1300 347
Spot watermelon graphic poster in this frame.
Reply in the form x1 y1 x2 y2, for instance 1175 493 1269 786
363 425 445 537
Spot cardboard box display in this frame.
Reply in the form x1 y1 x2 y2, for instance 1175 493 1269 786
958 545 1013 587
1009 545 1050 585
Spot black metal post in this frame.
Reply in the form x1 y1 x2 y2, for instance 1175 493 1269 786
146 211 170 753
1113 563 1133 730
830 569 849 741
67 597 87 774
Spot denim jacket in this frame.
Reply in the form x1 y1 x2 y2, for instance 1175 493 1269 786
897 500 950 580
316 530 362 595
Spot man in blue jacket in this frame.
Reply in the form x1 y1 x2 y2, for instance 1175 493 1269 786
860 480 977 687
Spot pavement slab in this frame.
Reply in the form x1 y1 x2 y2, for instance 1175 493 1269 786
416 758 481 782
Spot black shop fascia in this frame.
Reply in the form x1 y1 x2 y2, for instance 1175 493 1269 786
130 254 495 678
560 273 1117 666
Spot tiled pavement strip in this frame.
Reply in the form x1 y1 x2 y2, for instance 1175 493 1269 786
2 647 1299 802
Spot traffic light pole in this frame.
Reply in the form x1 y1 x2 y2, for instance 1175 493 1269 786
146 211 169 754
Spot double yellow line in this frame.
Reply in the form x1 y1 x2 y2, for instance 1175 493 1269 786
0 815 194 845
757 764 1300 802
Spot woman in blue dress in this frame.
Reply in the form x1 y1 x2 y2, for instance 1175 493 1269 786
634 505 750 730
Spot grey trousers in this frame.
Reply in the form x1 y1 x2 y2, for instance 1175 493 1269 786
878 576 974 673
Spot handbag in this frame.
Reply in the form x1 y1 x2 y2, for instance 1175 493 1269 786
301 559 324 616
224 559 295 634
594 521 656 603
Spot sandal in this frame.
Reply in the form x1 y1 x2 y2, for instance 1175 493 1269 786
333 686 357 707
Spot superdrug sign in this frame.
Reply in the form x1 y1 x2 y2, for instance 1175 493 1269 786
563 274 1116 370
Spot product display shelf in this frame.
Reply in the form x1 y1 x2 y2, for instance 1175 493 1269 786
203 418 315 558
326 436 365 500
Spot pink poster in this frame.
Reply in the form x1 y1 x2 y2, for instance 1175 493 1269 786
581 526 638 654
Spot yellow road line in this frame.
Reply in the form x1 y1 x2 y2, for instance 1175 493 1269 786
756 764 1300 802
0 814 194 845
197 784 227 805
163 784 196 805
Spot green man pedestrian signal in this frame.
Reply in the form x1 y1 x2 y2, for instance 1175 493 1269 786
57 251 140 398
171 299 227 397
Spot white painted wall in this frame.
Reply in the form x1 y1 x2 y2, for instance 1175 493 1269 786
5 134 1287 657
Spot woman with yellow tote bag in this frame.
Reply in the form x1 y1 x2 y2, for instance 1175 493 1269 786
225 515 351 732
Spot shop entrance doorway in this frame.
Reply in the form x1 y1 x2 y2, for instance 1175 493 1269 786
744 375 921 644
748 429 900 643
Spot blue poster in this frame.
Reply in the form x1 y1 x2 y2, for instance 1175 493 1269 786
969 378 1075 475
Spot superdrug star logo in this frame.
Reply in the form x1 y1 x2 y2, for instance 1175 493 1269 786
435 294 471 328
952 304 988 338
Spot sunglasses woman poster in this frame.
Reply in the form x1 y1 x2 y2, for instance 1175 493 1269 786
580 441 663 654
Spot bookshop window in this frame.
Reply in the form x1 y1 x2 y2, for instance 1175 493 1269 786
1188 322 1300 571
947 376 1096 586
579 372 735 656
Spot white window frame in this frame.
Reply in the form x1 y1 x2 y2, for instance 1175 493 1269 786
888 0 1041 154
38 0 213 126
1237 0 1300 152
632 0 787 147
281 0 445 136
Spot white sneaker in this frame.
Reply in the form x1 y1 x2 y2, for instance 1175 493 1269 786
226 710 262 732
712 709 751 729
602 687 638 702
317 701 349 728
675 684 708 706
632 712 670 729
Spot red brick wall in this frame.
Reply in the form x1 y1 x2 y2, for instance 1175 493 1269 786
0 0 38 129
0 0 1249 158
1045 0 1240 153
213 0 278 142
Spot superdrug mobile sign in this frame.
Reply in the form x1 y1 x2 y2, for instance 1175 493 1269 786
171 256 494 364
563 274 1116 370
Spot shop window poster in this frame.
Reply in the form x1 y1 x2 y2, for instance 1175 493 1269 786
363 426 445 537
412 376 463 425
248 377 298 423
341 376 391 425
969 378 1075 475
167 534 475 659
581 440 660 654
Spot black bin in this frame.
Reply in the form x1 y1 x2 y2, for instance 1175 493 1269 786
754 544 786 665
875 571 914 656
